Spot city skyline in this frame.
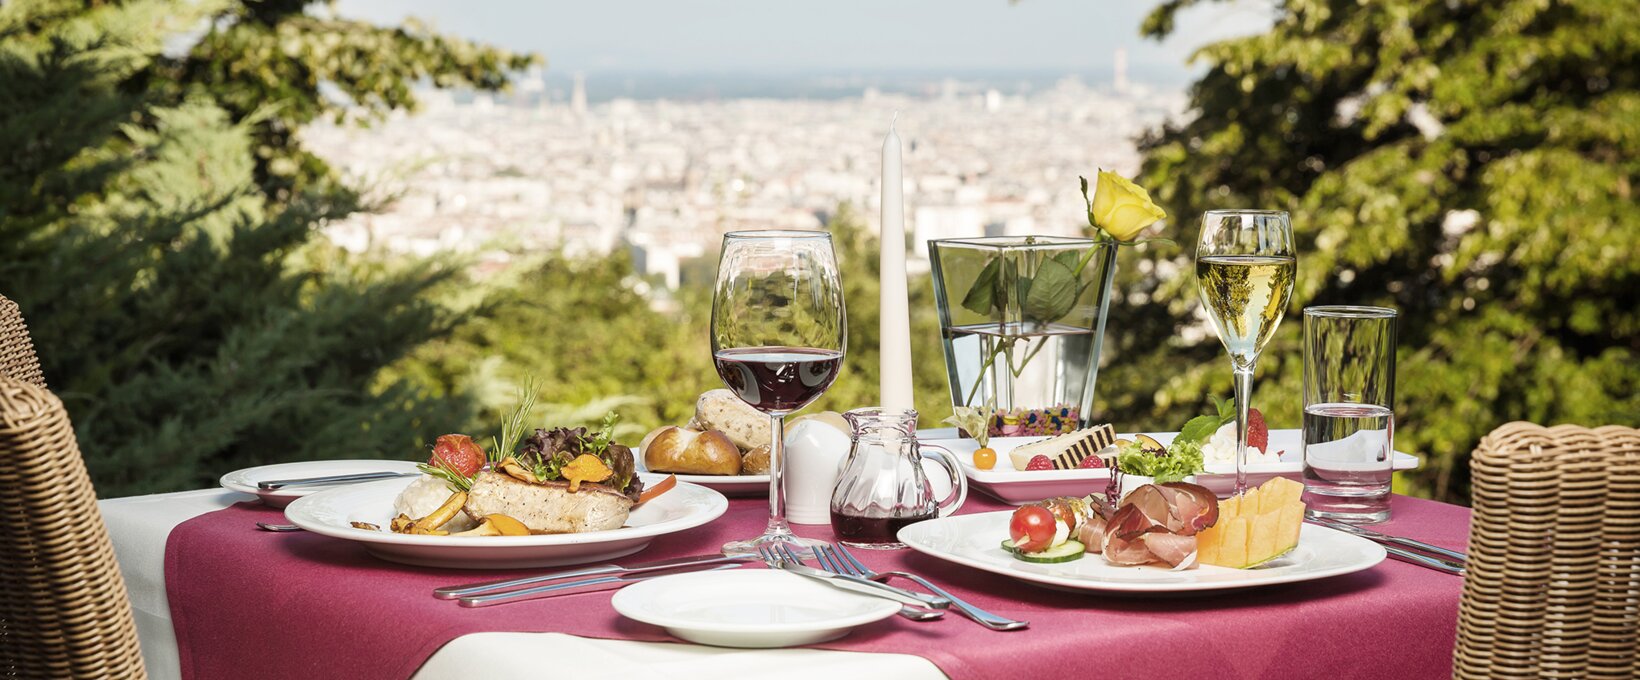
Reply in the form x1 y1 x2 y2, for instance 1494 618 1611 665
335 0 1275 87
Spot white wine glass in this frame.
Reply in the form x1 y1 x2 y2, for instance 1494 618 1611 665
1195 210 1296 496
711 229 846 556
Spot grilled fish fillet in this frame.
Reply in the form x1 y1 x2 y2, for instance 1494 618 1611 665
462 470 634 534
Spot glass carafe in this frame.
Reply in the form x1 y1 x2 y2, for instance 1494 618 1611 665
830 408 968 549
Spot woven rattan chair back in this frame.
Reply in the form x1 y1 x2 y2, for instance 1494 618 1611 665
0 294 46 387
1454 422 1640 680
0 378 145 679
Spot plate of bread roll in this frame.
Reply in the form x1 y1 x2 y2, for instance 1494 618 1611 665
639 389 775 496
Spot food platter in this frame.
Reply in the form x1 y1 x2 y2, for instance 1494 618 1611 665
898 509 1385 594
920 428 1421 504
285 473 728 569
220 459 423 508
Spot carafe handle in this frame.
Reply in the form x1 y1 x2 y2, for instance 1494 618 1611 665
918 444 968 517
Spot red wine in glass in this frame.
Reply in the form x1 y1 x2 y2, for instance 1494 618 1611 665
713 347 843 414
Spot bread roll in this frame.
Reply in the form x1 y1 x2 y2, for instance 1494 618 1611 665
741 444 771 475
694 389 769 450
643 426 742 475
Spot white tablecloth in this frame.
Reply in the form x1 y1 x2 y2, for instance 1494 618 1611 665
98 490 945 680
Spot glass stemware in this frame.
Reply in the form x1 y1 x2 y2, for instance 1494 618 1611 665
711 229 846 556
1194 210 1296 496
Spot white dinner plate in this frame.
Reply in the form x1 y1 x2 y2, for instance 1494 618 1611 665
635 460 769 497
612 569 900 648
220 459 423 508
920 428 1421 504
283 474 728 569
897 510 1386 594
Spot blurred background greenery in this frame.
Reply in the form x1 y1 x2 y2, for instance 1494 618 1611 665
1 0 1633 500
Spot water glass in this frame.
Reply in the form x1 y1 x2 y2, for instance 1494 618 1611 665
1301 306 1397 523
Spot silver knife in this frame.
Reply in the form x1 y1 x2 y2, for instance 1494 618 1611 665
434 553 759 600
256 471 419 490
772 562 951 609
458 563 746 607
1383 545 1466 576
1307 516 1468 565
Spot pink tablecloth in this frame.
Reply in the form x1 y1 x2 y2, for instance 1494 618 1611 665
165 493 1469 680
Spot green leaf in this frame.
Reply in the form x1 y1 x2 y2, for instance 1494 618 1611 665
1023 255 1079 324
960 257 1002 316
1215 396 1236 425
1176 414 1223 447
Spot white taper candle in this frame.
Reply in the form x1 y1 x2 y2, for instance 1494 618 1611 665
880 115 914 412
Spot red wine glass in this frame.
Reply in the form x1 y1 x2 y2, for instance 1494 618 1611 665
711 230 846 556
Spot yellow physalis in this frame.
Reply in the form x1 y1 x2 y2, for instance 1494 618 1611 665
561 454 613 492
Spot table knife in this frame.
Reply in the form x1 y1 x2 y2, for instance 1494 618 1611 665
458 563 746 607
434 553 759 600
256 471 419 490
1383 545 1466 576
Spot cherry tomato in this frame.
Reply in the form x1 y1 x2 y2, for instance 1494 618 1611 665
973 447 997 470
1009 506 1057 553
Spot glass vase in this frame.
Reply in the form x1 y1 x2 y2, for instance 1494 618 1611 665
927 235 1118 437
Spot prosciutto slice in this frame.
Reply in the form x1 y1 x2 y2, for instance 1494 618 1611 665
1096 482 1219 569
1154 482 1220 536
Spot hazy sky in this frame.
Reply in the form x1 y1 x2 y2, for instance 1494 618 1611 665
336 0 1273 85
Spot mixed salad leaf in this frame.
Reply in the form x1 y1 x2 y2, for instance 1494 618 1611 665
1115 397 1235 484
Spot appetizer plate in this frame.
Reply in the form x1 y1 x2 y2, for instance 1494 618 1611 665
220 459 423 508
284 473 728 569
920 428 1421 504
898 510 1386 594
612 569 900 648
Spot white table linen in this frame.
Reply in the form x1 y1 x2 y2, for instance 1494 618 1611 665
99 489 945 680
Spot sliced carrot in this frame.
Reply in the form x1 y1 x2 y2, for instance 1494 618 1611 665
637 474 677 505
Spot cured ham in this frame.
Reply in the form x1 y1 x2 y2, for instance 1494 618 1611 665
1097 482 1220 569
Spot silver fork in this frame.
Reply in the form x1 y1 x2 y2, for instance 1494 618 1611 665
821 543 1028 631
757 544 949 613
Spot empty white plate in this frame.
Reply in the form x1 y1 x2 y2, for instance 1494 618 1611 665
220 459 423 508
612 569 901 648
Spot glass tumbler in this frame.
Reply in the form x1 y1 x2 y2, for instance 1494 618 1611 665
1301 306 1397 523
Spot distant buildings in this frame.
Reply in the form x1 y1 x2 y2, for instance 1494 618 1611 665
304 75 1184 288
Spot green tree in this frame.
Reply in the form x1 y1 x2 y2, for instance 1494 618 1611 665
397 204 957 443
1096 0 1638 502
0 0 532 495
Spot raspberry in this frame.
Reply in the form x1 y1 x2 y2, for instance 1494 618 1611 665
429 434 486 477
1078 455 1105 469
1025 455 1054 471
1248 408 1269 453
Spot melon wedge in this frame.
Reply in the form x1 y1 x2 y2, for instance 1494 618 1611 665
1197 477 1306 569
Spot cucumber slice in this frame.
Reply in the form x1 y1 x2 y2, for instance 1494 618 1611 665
1000 538 1019 554
1010 539 1086 564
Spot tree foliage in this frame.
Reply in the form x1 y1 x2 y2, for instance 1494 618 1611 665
0 0 531 495
1101 0 1639 501
397 204 956 443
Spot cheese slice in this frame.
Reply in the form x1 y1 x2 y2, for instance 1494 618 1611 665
1008 424 1117 470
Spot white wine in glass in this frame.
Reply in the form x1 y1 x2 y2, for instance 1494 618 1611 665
1195 211 1296 496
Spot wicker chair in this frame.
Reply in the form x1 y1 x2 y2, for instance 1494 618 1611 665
0 294 46 387
0 378 146 678
1454 422 1640 679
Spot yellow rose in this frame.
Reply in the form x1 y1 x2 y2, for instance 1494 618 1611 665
1089 169 1166 241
